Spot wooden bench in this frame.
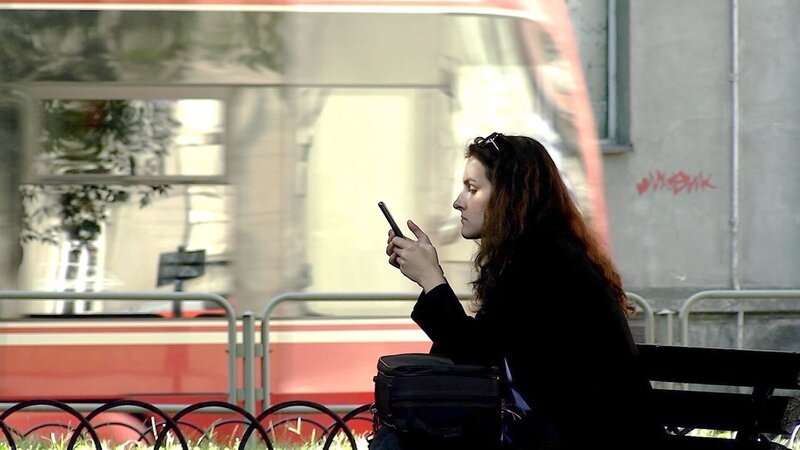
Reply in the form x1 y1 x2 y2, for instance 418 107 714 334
638 344 800 450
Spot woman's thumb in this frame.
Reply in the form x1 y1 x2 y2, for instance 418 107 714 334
407 220 430 243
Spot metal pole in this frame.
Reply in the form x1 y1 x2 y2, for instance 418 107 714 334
626 292 655 343
172 245 186 318
736 309 745 349
730 0 741 290
656 309 677 346
242 311 256 414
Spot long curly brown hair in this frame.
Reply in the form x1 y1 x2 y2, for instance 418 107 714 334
467 133 634 317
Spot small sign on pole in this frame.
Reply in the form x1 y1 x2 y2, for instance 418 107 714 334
157 247 206 287
157 246 206 317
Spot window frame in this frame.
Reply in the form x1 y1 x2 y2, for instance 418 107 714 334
601 0 633 154
21 84 232 185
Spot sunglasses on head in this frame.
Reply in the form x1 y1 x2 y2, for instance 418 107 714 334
475 132 506 151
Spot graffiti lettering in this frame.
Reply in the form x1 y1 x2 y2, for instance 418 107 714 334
636 170 716 195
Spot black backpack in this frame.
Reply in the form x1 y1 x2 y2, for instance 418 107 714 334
372 353 503 444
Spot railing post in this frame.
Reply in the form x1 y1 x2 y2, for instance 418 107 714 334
241 311 256 415
626 292 655 343
656 309 677 346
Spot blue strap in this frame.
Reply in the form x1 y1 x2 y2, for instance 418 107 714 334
503 359 531 413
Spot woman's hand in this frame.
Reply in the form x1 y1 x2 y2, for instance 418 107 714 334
386 220 446 292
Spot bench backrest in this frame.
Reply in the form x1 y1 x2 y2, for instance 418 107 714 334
636 344 800 448
638 344 800 391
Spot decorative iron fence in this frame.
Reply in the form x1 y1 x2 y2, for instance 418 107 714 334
0 399 372 450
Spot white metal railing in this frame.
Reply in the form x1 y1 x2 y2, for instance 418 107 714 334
256 291 656 413
0 289 659 415
257 292 473 413
0 291 238 403
628 292 655 343
679 289 800 347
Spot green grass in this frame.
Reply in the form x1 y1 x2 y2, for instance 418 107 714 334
683 429 800 450
4 430 798 450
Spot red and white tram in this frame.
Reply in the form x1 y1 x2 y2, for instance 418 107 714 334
0 0 604 442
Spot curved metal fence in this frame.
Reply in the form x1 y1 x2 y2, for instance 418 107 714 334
0 399 372 450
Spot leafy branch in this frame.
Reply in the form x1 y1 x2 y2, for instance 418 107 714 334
22 99 179 247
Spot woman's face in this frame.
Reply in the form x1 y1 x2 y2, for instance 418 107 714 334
453 156 493 239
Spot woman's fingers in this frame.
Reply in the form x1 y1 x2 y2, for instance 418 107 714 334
391 235 412 248
388 253 400 268
386 229 399 257
386 229 401 268
385 222 435 274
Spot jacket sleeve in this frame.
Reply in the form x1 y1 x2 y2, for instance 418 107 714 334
410 283 501 367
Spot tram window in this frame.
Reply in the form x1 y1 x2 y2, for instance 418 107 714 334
18 184 233 313
23 87 228 184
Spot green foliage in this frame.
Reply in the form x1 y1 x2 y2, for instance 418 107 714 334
2 9 286 247
0 11 116 82
39 99 178 176
21 99 177 246
21 183 169 245
0 10 284 83
683 429 800 450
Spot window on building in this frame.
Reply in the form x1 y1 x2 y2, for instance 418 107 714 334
569 0 631 153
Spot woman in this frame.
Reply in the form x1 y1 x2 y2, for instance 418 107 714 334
380 133 663 449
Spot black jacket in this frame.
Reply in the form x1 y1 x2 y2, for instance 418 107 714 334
410 240 664 449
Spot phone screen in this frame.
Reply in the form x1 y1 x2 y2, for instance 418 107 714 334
378 201 405 238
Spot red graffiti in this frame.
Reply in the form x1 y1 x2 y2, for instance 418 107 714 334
636 170 716 195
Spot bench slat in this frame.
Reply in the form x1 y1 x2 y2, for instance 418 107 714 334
638 344 800 390
651 390 798 434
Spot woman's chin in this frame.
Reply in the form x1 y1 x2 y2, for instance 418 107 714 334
460 228 480 240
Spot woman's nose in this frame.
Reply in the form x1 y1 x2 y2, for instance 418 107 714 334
453 193 464 211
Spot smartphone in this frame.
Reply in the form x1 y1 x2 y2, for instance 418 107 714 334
378 201 405 238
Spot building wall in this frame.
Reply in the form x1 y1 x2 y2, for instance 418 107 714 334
736 0 800 288
570 1 800 311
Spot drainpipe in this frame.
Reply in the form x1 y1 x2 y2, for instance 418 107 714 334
730 0 741 290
